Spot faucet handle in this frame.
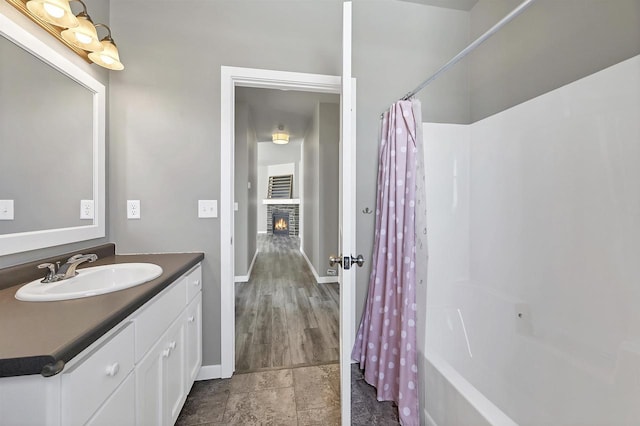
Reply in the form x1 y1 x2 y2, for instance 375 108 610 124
67 253 98 263
38 263 58 283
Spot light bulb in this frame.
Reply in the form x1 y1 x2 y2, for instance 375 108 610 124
75 32 92 44
100 54 115 65
43 2 65 18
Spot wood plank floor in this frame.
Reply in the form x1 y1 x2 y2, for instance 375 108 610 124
235 235 340 373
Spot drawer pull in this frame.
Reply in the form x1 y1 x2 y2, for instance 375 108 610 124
193 280 201 287
105 362 120 377
188 316 195 323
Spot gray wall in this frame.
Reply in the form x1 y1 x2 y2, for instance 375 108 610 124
352 0 471 335
0 0 110 268
247 113 257 268
302 104 320 269
302 102 340 276
108 0 343 366
233 102 257 276
301 102 339 275
468 0 640 122
318 103 340 275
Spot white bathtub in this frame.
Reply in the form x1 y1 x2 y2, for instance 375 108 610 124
421 281 640 426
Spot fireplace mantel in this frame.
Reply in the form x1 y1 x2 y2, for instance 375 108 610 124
262 199 300 205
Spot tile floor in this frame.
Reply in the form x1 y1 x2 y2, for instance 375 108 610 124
176 363 399 426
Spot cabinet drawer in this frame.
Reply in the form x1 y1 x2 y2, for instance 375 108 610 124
133 278 187 362
86 371 135 426
61 323 134 426
186 265 202 302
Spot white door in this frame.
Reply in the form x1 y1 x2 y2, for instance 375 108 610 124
339 2 357 424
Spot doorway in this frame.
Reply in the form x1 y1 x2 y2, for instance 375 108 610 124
219 66 355 422
233 86 341 373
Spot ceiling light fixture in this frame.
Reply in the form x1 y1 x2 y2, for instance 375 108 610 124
272 125 289 145
25 0 79 28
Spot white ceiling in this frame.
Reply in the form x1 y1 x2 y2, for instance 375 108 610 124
235 87 339 144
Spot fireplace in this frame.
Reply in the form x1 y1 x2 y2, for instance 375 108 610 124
272 211 290 236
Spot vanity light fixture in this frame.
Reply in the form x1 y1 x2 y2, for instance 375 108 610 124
272 125 289 145
25 0 78 28
14 0 124 70
60 0 102 52
88 24 124 70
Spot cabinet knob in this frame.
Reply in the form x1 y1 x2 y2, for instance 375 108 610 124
188 316 195 323
105 362 120 377
193 280 201 287
162 348 171 358
169 341 177 350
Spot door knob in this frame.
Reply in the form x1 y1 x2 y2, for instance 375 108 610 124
350 255 365 267
329 254 343 268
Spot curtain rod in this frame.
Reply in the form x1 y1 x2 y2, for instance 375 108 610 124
399 0 537 101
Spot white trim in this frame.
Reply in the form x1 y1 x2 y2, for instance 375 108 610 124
340 4 355 425
234 249 258 283
0 14 106 256
195 364 222 381
299 248 338 284
257 230 267 234
221 66 342 379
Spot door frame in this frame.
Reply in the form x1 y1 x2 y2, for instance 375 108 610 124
220 66 355 378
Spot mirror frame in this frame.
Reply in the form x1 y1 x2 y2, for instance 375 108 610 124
0 14 105 256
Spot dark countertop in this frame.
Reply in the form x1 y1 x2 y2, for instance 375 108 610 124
0 249 204 377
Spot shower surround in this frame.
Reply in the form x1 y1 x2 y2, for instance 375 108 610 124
420 55 640 425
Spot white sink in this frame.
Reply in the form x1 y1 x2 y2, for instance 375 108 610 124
15 263 163 302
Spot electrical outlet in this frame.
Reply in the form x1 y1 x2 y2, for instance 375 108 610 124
0 200 14 220
198 200 217 218
127 200 141 219
80 200 94 220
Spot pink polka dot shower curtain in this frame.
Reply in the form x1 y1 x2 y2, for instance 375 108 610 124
352 99 422 426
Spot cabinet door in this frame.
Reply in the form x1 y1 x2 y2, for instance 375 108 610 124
185 293 202 386
136 340 163 426
163 318 186 426
87 372 135 426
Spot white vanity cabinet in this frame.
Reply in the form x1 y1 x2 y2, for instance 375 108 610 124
134 265 202 426
0 263 203 426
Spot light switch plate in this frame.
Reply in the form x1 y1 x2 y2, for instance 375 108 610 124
80 200 94 220
198 200 217 218
234 202 239 211
0 200 14 220
127 200 141 219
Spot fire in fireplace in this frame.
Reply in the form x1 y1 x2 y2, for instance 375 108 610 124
272 211 289 236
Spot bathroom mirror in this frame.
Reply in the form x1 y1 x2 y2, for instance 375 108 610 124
0 14 105 256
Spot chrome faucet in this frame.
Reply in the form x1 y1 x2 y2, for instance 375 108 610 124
37 253 98 283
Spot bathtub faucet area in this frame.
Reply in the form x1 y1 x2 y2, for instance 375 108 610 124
37 253 98 283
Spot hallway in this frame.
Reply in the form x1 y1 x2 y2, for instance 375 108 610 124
235 235 340 372
177 235 399 425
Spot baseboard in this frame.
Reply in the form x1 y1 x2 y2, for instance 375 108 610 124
196 364 222 381
234 249 258 283
300 248 337 284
